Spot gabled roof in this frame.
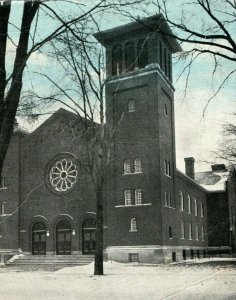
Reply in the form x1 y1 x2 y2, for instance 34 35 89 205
195 168 232 192
23 108 98 144
93 14 182 53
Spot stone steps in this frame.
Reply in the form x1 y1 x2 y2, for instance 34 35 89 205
4 254 94 269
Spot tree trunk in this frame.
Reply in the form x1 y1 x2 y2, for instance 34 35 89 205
94 187 104 275
0 1 39 176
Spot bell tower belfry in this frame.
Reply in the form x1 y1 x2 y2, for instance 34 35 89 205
94 15 182 263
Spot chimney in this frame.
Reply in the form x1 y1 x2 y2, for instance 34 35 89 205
184 157 195 180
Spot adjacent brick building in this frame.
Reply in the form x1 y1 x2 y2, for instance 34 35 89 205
0 15 235 263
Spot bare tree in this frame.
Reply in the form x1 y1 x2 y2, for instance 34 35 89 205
118 0 236 113
0 0 133 178
22 2 142 275
215 117 236 164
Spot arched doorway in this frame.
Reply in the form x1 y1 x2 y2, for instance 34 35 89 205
32 222 46 255
82 218 96 254
56 220 72 255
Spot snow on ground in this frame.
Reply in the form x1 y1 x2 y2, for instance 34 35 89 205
0 258 236 300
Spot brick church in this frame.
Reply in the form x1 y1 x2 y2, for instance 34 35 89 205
0 15 236 264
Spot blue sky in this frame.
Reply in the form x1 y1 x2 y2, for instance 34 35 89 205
8 0 236 172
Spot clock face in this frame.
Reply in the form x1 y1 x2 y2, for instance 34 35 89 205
49 158 78 192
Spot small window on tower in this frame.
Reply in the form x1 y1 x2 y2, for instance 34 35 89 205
134 158 142 173
164 103 168 117
137 39 148 69
124 159 131 174
130 218 137 232
125 190 132 206
135 189 142 205
128 99 135 112
125 42 135 72
112 44 122 75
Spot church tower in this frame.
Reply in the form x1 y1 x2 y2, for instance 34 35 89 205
94 15 182 263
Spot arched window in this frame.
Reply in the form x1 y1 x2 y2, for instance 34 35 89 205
83 218 96 229
130 218 137 231
195 224 199 240
112 44 122 75
189 223 192 240
164 192 168 206
135 189 142 205
187 195 191 214
169 226 172 238
181 221 185 239
164 48 167 75
159 41 163 69
125 190 132 206
128 99 135 112
168 162 171 177
194 198 198 216
134 157 142 173
164 103 168 117
201 226 204 241
125 42 135 72
124 159 131 174
137 39 148 69
164 160 168 175
200 201 204 217
180 191 184 211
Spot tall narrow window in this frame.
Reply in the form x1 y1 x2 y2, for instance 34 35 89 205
187 195 191 214
169 226 172 239
125 42 135 72
201 226 204 241
134 158 142 173
159 41 163 69
164 103 168 117
164 192 168 206
189 223 192 240
137 39 148 69
181 221 185 239
168 193 172 207
168 162 171 177
164 48 167 75
180 191 184 211
112 44 122 75
195 224 199 240
168 53 172 81
0 203 5 215
124 159 131 174
194 199 198 216
130 218 137 232
135 189 142 205
128 99 135 112
125 190 132 206
164 160 168 175
0 176 6 189
200 202 204 217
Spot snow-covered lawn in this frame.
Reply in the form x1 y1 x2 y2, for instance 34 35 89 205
0 258 236 300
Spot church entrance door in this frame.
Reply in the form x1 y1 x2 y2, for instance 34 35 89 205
82 219 96 254
32 222 46 255
56 220 72 255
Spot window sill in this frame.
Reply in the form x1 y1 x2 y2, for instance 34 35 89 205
123 172 143 176
180 238 185 240
116 203 152 208
129 230 137 232
0 187 7 190
164 174 172 178
0 214 12 217
164 205 175 210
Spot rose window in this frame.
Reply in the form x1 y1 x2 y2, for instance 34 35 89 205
49 158 78 192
